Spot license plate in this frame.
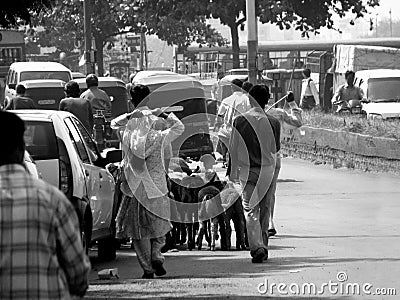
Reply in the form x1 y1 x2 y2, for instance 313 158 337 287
38 100 55 105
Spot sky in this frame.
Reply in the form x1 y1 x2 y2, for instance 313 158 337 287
375 0 400 20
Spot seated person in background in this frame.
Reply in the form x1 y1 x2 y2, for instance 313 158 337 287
331 70 363 113
81 74 112 120
5 84 35 110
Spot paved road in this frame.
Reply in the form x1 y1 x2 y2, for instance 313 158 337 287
86 158 400 299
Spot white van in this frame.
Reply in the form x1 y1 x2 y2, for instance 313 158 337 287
355 69 400 119
3 61 72 108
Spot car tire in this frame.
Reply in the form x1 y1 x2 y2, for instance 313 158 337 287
98 237 117 261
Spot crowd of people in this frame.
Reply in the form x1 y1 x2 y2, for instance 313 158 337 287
0 69 306 298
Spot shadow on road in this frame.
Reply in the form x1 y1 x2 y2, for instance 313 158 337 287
86 290 351 300
278 234 400 239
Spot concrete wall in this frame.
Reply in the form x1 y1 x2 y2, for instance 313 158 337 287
282 126 400 174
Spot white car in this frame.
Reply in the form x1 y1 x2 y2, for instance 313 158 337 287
3 61 72 108
15 110 120 260
355 69 400 119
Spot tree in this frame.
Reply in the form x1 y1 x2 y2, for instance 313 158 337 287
164 0 380 68
33 0 138 75
33 0 227 75
0 0 53 28
129 0 227 50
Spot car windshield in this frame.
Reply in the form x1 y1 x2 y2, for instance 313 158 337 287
21 71 71 82
368 78 400 102
23 121 58 160
101 86 129 117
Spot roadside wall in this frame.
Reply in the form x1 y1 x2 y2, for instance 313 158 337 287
281 126 400 174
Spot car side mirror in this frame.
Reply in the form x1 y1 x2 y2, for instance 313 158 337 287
105 149 122 163
8 83 16 90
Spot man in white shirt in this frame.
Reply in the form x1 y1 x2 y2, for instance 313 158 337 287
300 68 319 109
215 79 250 161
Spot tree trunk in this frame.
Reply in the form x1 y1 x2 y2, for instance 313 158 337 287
229 23 240 69
95 35 104 76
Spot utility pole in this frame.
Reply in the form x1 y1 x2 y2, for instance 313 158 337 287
375 14 378 38
246 0 258 85
83 0 94 74
390 9 393 37
139 27 144 70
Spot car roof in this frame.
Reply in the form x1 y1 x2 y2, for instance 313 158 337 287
74 76 126 88
72 72 86 79
228 68 249 72
13 109 73 121
134 74 203 87
132 70 177 82
355 69 400 79
20 79 66 88
220 74 248 82
9 62 72 72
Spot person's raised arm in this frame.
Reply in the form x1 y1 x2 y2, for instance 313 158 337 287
331 86 342 103
282 92 303 129
159 112 185 144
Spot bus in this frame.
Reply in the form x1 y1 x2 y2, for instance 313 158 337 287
0 30 26 102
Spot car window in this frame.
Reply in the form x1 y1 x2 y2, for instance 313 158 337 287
70 117 99 162
6 69 11 84
64 118 90 164
23 121 58 161
20 71 71 82
10 70 17 84
367 78 400 101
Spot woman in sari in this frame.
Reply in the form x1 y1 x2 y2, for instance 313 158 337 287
112 84 184 279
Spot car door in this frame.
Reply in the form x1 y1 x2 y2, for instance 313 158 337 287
72 118 115 229
64 117 114 233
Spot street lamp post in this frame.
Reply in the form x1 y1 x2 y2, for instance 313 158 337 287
246 0 258 84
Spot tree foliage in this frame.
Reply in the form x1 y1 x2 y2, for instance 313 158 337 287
164 0 380 67
31 0 227 75
0 0 53 28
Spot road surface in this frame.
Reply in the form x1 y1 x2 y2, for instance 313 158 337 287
86 158 400 299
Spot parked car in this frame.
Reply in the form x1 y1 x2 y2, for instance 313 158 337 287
133 74 213 159
355 69 400 119
3 61 72 107
75 76 130 147
19 79 66 110
15 109 120 260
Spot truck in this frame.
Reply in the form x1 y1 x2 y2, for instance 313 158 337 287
329 44 400 118
331 44 400 94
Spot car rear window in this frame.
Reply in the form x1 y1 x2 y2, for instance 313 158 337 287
102 86 129 116
25 87 65 109
147 87 207 118
23 121 58 160
20 71 71 82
